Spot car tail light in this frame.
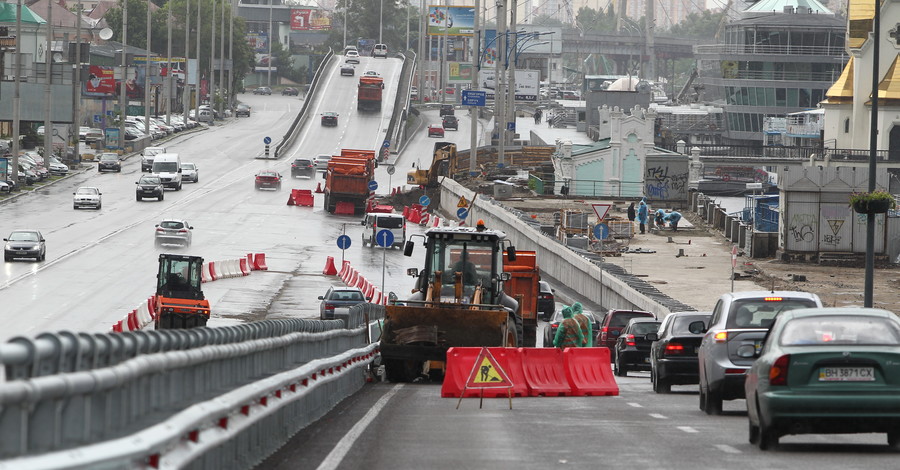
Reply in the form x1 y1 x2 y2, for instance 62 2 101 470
156 227 165 233
664 343 685 355
725 368 746 375
255 176 261 181
324 303 336 311
769 354 790 386
550 322 559 328
625 334 636 347
600 326 608 341
178 229 189 233
713 331 728 342
764 297 783 302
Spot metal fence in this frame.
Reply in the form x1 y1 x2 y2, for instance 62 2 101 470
0 307 384 468
275 48 335 159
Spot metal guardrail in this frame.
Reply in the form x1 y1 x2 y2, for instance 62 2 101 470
0 311 379 464
384 50 416 158
274 48 335 159
694 44 847 57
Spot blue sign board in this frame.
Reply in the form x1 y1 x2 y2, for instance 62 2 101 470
263 136 272 145
382 140 391 148
368 180 378 191
593 223 610 240
419 195 431 206
93 114 102 123
375 229 395 248
507 122 516 131
461 90 486 107
336 234 352 250
105 128 120 150
457 208 469 219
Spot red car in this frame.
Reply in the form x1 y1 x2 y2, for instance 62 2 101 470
254 170 282 190
428 124 445 138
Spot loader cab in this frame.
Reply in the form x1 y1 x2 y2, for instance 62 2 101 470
157 254 205 300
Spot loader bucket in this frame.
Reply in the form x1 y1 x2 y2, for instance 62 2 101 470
381 304 513 360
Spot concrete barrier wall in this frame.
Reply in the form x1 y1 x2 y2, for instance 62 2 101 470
439 179 673 317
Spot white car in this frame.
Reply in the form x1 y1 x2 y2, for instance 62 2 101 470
73 187 102 210
314 154 332 170
345 50 360 64
182 162 199 183
154 219 193 248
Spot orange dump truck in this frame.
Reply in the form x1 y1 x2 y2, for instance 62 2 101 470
504 250 540 347
358 75 384 112
324 150 376 214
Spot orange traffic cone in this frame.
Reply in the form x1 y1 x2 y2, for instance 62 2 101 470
315 182 323 193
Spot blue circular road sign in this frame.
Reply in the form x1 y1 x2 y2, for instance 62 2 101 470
375 229 395 248
457 208 469 219
336 234 352 250
382 140 391 148
368 180 378 191
263 136 272 145
419 195 431 206
593 223 610 240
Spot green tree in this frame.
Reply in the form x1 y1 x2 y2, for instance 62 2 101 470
666 10 726 38
325 0 420 53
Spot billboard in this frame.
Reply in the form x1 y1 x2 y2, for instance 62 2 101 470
247 33 268 53
448 62 475 83
290 9 331 31
84 65 116 97
427 6 475 36
478 69 540 101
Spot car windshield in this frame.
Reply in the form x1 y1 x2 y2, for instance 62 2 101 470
779 315 900 346
100 154 117 161
630 322 660 335
76 188 98 195
728 298 819 329
183 163 195 170
610 312 652 327
671 314 711 335
140 177 160 184
332 290 364 301
8 232 39 242
153 162 178 172
375 216 403 228
295 160 311 165
159 221 185 230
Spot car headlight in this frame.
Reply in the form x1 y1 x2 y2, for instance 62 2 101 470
31 244 40 249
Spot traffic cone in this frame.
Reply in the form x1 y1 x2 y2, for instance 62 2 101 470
315 182 323 193
323 256 338 275
391 187 396 196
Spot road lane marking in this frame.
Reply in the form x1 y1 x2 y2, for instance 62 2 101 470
648 413 667 419
317 384 403 470
677 426 698 433
715 444 741 454
627 402 643 408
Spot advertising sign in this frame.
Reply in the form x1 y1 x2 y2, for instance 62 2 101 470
427 6 475 36
247 33 268 53
290 9 331 31
482 29 498 68
447 62 475 83
477 69 540 101
84 65 116 97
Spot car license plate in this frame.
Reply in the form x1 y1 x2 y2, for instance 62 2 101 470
818 367 875 382
644 357 650 363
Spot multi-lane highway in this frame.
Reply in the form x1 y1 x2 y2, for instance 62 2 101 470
1 55 893 468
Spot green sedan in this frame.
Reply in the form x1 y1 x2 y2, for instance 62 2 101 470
744 307 900 450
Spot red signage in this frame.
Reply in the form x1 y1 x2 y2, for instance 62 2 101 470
85 65 115 95
290 9 331 31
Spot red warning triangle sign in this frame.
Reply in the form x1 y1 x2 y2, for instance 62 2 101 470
465 348 513 388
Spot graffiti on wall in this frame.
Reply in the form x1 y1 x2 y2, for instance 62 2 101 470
788 213 817 243
644 164 688 201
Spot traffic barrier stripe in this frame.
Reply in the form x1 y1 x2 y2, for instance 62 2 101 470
209 262 218 281
240 258 252 276
247 253 256 270
563 348 619 396
201 262 212 283
433 216 441 228
253 253 268 270
521 348 571 396
372 290 382 305
323 256 338 276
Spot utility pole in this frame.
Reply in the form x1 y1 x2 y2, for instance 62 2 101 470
12 0 20 185
166 1 172 125
44 0 52 160
184 0 190 118
73 0 82 162
144 0 151 135
267 0 272 87
417 0 425 102
119 0 128 154
469 0 479 175
506 2 516 148
645 0 655 81
211 0 217 110
228 0 234 111
195 0 200 123
495 0 506 167
219 0 225 117
441 0 448 102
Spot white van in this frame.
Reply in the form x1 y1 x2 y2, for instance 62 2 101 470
141 146 167 172
361 213 405 249
151 153 183 190
373 43 388 58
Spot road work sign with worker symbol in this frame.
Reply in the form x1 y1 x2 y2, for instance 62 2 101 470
465 348 512 388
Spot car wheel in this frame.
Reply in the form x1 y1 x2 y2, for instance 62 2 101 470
758 416 779 450
40 251 45 261
698 384 707 412
96 204 101 210
136 195 141 201
177 182 182 191
4 254 11 262
652 369 670 393
73 204 78 210
159 193 164 201
748 408 761 445
614 352 627 377
704 385 723 415
888 431 900 447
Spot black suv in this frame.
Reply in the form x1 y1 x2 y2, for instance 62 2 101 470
98 153 122 172
442 114 459 130
439 104 455 116
136 175 164 201
614 318 662 376
291 158 314 178
537 281 555 320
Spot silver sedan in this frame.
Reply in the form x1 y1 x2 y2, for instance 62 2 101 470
154 219 193 248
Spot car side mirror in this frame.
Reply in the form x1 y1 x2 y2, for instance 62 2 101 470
507 246 517 261
406 267 418 277
688 320 707 334
361 220 366 226
317 296 324 300
645 333 659 341
403 241 414 256
188 226 194 230
736 344 757 358
499 272 511 281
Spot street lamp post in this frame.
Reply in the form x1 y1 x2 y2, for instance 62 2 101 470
228 0 234 111
194 0 200 124
144 0 151 137
379 0 383 44
219 0 225 117
495 0 506 167
506 5 516 147
211 0 217 110
74 0 82 162
469 0 479 175
119 0 128 153
183 0 189 119
166 0 172 125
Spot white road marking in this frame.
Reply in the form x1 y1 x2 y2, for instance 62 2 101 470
677 426 698 433
627 402 643 408
715 444 741 454
648 413 667 419
317 384 403 470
